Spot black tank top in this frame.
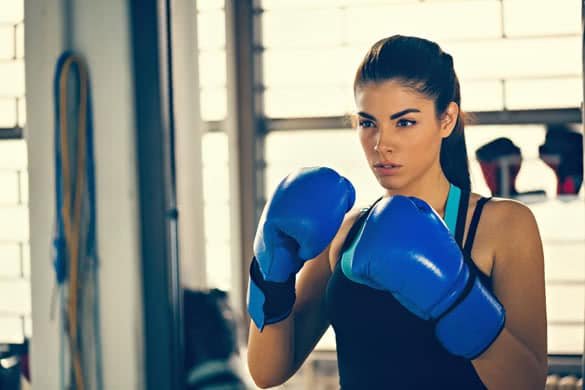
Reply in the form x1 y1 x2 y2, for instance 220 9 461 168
325 192 492 389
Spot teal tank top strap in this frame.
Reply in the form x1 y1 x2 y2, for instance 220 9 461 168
444 183 461 235
340 217 370 286
341 206 374 286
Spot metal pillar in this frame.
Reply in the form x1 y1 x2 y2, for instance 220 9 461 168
129 0 183 388
225 0 266 321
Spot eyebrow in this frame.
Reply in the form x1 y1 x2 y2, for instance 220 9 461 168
357 108 421 121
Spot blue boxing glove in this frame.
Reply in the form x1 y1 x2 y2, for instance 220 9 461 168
248 167 355 330
343 196 505 359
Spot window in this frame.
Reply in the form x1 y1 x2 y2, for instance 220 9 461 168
0 0 29 345
255 0 583 355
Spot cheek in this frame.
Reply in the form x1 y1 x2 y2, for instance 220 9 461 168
404 127 443 159
358 129 376 153
416 124 442 146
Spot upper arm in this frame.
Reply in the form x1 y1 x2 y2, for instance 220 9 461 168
290 208 364 369
491 200 547 363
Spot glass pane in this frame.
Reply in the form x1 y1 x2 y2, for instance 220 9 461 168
15 22 23 59
199 51 226 88
0 98 16 127
24 315 31 337
531 198 584 243
547 285 584 323
201 132 231 290
466 125 545 159
264 86 353 118
0 170 19 203
261 0 345 9
505 77 582 109
544 244 585 282
19 170 27 204
504 0 580 37
343 0 418 4
0 206 28 241
445 36 581 80
17 96 25 126
467 124 583 199
0 1 23 23
265 130 361 168
262 8 344 49
0 279 30 314
262 0 421 10
200 87 227 121
469 160 492 197
0 139 27 169
204 200 230 244
205 242 231 291
22 243 29 278
515 159 561 198
263 47 355 87
0 61 25 96
548 324 583 354
460 80 504 112
346 1 501 46
0 316 24 343
197 10 225 51
264 41 581 115
203 168 229 204
0 243 21 277
202 132 229 164
0 25 14 60
201 130 229 253
197 0 224 12
469 159 561 199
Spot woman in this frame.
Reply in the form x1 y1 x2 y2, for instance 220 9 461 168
246 35 547 389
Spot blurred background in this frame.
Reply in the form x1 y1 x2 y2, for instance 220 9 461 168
0 0 584 389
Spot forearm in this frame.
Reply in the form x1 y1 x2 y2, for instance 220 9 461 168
472 327 547 390
247 315 295 388
247 300 330 388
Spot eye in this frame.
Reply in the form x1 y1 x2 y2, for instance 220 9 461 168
397 119 416 128
358 119 376 129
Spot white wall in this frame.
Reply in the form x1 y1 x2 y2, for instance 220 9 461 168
25 0 144 388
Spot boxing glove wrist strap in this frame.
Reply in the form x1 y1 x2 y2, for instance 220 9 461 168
247 257 296 331
435 273 506 360
433 269 478 324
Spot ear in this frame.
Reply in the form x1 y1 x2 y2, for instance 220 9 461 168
439 102 459 139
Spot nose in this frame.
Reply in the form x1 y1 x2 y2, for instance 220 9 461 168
374 125 395 154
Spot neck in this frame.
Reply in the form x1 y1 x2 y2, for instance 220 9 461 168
384 164 451 218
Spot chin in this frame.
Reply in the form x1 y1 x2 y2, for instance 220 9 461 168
375 175 407 192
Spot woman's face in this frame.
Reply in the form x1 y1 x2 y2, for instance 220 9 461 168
354 79 456 193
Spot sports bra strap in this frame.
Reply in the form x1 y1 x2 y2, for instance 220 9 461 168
463 197 492 255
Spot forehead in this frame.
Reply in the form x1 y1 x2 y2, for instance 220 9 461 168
355 80 433 113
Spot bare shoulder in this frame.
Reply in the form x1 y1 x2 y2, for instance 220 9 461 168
328 207 367 272
481 196 539 231
478 196 543 267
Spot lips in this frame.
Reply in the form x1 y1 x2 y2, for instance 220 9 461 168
373 161 403 176
374 161 402 169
